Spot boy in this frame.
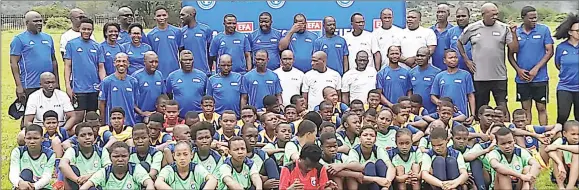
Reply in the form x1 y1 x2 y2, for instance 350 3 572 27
318 101 341 128
418 120 448 153
290 94 308 118
9 124 56 190
218 136 263 190
154 141 218 189
184 111 200 128
129 123 163 180
40 111 66 162
511 109 562 167
279 143 338 190
409 94 429 121
164 100 184 133
258 112 278 146
391 104 424 143
464 123 504 190
263 122 293 166
421 127 469 190
147 113 172 149
62 112 116 149
191 121 223 175
99 107 133 142
262 95 282 114
214 110 240 144
415 100 466 130
80 142 155 190
284 104 302 134
319 132 360 190
284 120 318 164
162 124 192 166
238 105 260 130
143 94 170 123
364 89 384 112
546 120 579 190
314 86 349 117
450 124 479 189
318 122 346 152
362 108 377 127
337 112 361 151
242 125 269 172
199 95 220 128
388 128 421 190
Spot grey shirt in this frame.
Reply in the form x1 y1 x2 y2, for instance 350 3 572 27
459 20 513 81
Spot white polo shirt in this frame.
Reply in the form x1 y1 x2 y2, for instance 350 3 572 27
274 67 305 106
344 30 374 71
399 26 437 69
59 29 95 53
342 68 377 104
25 89 74 126
371 25 403 69
302 68 342 110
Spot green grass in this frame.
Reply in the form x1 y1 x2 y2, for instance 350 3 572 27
1 23 571 189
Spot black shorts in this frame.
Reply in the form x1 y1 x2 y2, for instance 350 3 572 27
74 92 98 111
516 82 548 103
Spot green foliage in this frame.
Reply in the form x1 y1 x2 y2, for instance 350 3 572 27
111 1 181 28
31 3 70 18
45 17 70 30
554 13 568 22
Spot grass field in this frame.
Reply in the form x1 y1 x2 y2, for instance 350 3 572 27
0 23 573 189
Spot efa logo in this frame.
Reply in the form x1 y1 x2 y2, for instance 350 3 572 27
373 18 382 30
306 20 323 31
236 22 254 33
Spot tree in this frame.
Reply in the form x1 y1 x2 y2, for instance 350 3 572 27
31 2 70 18
111 1 181 28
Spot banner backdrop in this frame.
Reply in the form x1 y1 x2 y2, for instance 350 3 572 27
182 1 407 37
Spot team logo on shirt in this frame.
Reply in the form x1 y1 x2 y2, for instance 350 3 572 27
336 1 354 8
195 33 203 37
266 80 274 84
197 1 216 10
220 41 226 46
93 160 99 168
453 36 458 40
291 37 297 41
253 81 259 85
184 34 188 39
322 45 328 49
128 51 134 55
29 41 35 45
177 79 183 83
216 83 222 88
207 165 212 171
440 80 445 84
386 76 391 80
305 38 312 42
77 48 83 52
230 82 238 86
532 35 541 39
411 77 416 81
424 77 431 81
155 37 160 42
562 51 568 55
270 38 278 42
90 49 97 53
257 39 261 43
335 44 342 48
168 35 175 39
193 78 201 83
311 176 317 186
126 87 133 92
454 79 462 83
517 37 522 41
112 87 118 91
514 164 521 171
267 1 285 9
526 136 534 143
399 75 406 79
106 52 111 56
126 182 133 189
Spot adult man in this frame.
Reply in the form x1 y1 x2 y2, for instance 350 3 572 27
431 49 475 119
60 8 94 57
399 10 437 70
430 3 454 70
250 12 283 70
344 13 374 71
241 50 283 109
508 6 554 125
99 53 138 126
409 47 441 113
303 51 342 110
279 14 318 72
274 50 304 106
342 50 377 104
131 51 165 122
371 8 403 69
207 54 243 116
63 17 105 123
376 46 412 108
448 7 472 71
10 11 59 123
314 16 349 75
180 6 213 76
210 14 252 74
117 7 148 45
166 50 208 118
147 6 182 79
458 3 519 119
24 72 76 132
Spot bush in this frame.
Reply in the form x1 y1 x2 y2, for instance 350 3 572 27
45 17 70 30
32 4 70 18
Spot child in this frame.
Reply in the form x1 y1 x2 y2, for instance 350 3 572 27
546 120 579 190
241 125 269 172
397 96 412 114
349 100 366 120
290 94 308 118
143 94 170 123
409 94 429 121
164 100 184 133
147 112 172 149
62 112 116 150
488 126 541 190
375 109 397 150
214 110 240 143
284 104 302 134
319 132 362 190
199 95 221 128
162 124 193 166
391 104 424 143
40 111 66 163
129 123 164 180
262 95 282 114
415 101 465 130
238 105 260 130
191 121 223 174
261 123 293 185
280 143 338 190
418 120 448 153
494 105 511 125
80 142 155 189
318 100 341 128
362 108 377 127
450 124 478 190
258 112 278 146
388 128 421 190
314 86 349 117
99 107 133 142
511 109 562 168
337 112 361 151
464 123 503 190
184 111 200 128
364 89 384 112
9 124 56 190
421 127 469 190
154 141 218 189
318 122 346 151
284 120 318 164
218 136 263 190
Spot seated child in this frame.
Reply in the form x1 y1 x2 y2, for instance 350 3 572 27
146 113 172 149
375 109 397 150
284 120 318 164
348 100 366 121
464 123 504 190
318 100 341 128
199 95 220 128
191 122 223 175
362 108 377 127
546 120 579 189
388 128 421 190
99 107 133 142
511 109 562 168
129 123 164 180
450 124 478 190
409 94 429 120
143 94 169 123
163 100 184 133
260 122 294 186
421 127 469 190
154 141 218 189
238 105 260 130
337 112 361 152
17 111 66 158
314 86 349 117
260 95 282 114
218 136 263 190
241 125 269 172
391 104 424 143
415 100 465 131
289 94 308 118
320 132 368 190
214 110 241 150
184 111 200 127
284 104 302 134
418 120 448 153
162 124 192 167
280 143 338 190
62 111 116 150
257 112 279 146
364 89 384 112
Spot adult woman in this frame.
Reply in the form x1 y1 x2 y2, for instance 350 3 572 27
99 22 125 75
122 23 152 75
554 14 579 124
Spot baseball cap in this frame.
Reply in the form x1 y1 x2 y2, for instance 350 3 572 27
9 99 25 120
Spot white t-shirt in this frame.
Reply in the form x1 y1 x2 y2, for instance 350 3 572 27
371 25 403 69
302 68 342 110
341 68 377 104
399 26 437 69
344 30 374 71
60 29 95 53
274 67 305 106
25 89 74 126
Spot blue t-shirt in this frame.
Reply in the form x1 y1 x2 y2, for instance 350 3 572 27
209 32 252 74
313 35 349 75
180 23 213 75
515 24 554 83
240 69 283 109
64 37 105 93
410 65 442 113
555 41 579 92
118 30 149 45
98 74 138 126
287 31 318 72
166 69 208 117
99 42 125 75
147 25 182 79
376 66 412 104
431 23 454 70
448 26 471 72
10 31 56 89
431 69 475 116
207 72 243 116
131 69 165 115
249 29 282 70
122 43 152 75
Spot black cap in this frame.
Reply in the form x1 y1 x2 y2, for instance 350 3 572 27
9 99 25 120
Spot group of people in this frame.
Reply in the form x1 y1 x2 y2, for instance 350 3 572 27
8 1 579 190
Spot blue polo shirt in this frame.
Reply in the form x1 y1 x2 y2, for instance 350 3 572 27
118 30 149 45
166 69 208 117
98 74 138 126
241 69 283 109
448 26 471 71
122 43 152 75
10 31 56 89
376 66 412 104
409 65 442 113
64 37 105 93
515 24 554 83
99 42 125 75
180 23 213 75
313 35 349 75
431 69 475 116
207 72 243 116
210 32 252 74
249 29 282 70
431 23 454 70
131 69 165 120
147 25 182 79
555 41 579 92
287 31 318 72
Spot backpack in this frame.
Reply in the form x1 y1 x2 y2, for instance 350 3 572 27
104 162 137 183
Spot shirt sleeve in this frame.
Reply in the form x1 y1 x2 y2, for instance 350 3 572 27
335 74 342 91
240 75 249 94
420 154 432 171
60 34 68 53
284 143 298 163
346 148 359 163
405 72 413 92
159 166 174 185
319 166 330 189
101 148 111 167
505 25 513 44
376 71 383 89
209 35 219 57
275 75 283 94
458 26 472 45
456 152 467 170
426 29 438 46
313 39 321 52
341 73 351 93
543 27 554 45
206 79 214 96
61 92 74 112
151 151 163 172
554 45 562 66
464 72 475 94
194 164 211 184
377 147 391 164
520 148 533 167
342 38 349 56
301 75 310 93
134 164 152 185
278 167 291 190
62 148 75 164
243 35 251 52
486 150 501 163
88 168 106 187
9 37 23 56
98 80 108 101
24 94 38 116
63 42 72 59
430 74 441 96
165 76 173 94
418 137 427 148
9 148 23 187
218 164 232 181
